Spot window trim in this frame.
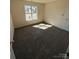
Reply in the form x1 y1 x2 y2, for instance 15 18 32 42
24 5 38 21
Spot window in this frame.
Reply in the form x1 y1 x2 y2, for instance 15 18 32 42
25 5 38 21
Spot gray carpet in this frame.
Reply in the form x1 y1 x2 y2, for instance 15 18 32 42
13 25 69 59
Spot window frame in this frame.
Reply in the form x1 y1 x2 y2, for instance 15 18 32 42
24 5 38 21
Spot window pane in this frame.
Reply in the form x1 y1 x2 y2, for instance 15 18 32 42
25 5 32 13
25 14 32 21
32 6 37 20
32 13 37 20
32 6 37 14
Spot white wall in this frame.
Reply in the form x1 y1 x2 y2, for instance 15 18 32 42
44 0 69 31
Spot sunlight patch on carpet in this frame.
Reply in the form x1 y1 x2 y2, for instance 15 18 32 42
32 23 52 30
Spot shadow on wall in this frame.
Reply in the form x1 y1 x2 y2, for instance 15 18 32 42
44 0 69 31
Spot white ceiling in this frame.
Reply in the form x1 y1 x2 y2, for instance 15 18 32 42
26 0 56 3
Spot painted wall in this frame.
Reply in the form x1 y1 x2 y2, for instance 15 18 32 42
11 0 44 28
26 0 55 3
10 15 16 59
10 15 14 42
44 0 69 31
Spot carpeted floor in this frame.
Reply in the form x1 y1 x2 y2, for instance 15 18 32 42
13 24 69 59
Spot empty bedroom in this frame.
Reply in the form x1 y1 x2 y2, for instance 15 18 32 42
10 0 69 59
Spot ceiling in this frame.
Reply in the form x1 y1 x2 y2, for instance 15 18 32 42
26 0 56 3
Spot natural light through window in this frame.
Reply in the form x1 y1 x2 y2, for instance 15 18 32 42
33 23 52 30
25 5 38 21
